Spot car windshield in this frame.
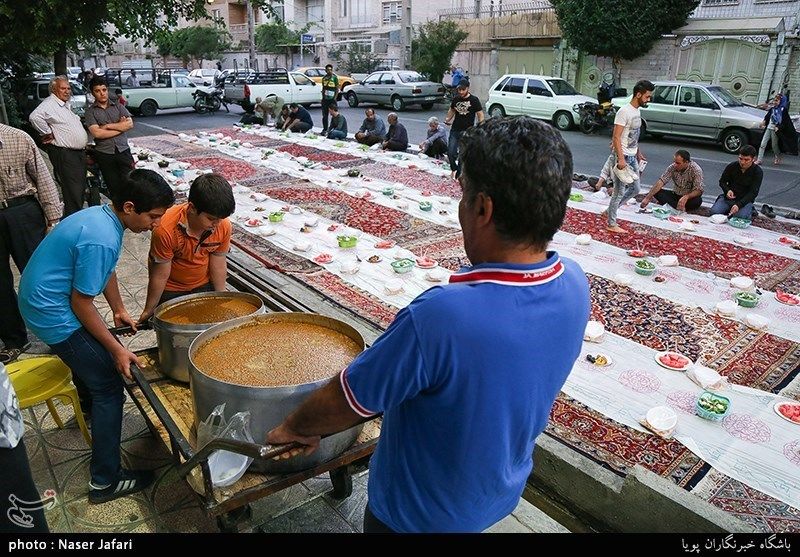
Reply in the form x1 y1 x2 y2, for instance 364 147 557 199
70 82 86 95
546 79 578 96
397 71 426 83
707 86 743 107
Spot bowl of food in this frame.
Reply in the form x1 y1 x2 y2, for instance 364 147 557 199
735 291 759 308
646 406 678 432
634 259 656 276
157 160 170 168
728 217 751 229
390 258 415 274
653 207 671 220
382 187 395 196
137 152 150 161
709 214 728 224
337 235 358 249
268 211 285 223
171 169 185 178
346 168 361 178
569 193 584 202
419 201 433 212
575 234 592 246
696 391 731 421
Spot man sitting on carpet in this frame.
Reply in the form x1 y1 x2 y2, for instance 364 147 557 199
640 149 704 212
709 145 763 220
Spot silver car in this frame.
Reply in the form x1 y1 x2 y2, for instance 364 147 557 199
613 81 766 154
343 70 445 111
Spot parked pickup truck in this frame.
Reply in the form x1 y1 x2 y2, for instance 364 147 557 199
108 69 214 116
224 69 320 107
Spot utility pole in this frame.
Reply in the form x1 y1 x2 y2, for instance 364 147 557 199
247 0 256 70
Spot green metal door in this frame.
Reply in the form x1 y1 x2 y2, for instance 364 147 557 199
675 38 769 105
496 48 555 77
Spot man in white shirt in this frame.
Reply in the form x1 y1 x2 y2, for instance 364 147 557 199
29 75 89 217
604 79 654 234
125 70 140 88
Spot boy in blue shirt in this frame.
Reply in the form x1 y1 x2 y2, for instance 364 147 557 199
268 117 590 532
19 169 175 504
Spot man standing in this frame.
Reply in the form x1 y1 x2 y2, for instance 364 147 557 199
444 78 484 179
355 108 386 146
138 174 235 322
19 169 175 505
0 124 62 364
382 113 408 151
85 77 135 201
605 79 654 234
29 75 89 217
320 64 339 135
326 105 348 140
267 117 590 533
125 69 140 88
640 150 704 212
710 145 763 220
419 117 448 159
282 103 314 133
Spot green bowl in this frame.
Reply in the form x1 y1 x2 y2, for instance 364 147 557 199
382 187 395 196
569 193 584 202
735 291 759 308
391 258 414 274
268 212 284 223
728 217 751 229
696 391 731 421
634 260 656 276
337 235 358 248
419 201 433 211
157 160 169 168
653 208 671 220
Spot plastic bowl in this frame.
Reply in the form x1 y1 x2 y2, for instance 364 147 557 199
569 193 584 202
337 236 358 249
653 207 671 220
157 160 169 168
696 391 731 421
646 406 678 431
730 276 754 291
709 214 728 224
171 169 185 178
728 217 751 229
735 291 759 308
390 258 415 274
382 187 395 196
634 260 656 276
268 212 284 223
419 201 433 212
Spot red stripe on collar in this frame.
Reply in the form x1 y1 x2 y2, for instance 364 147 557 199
448 259 564 286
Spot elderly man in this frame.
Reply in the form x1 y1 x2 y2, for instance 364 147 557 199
640 149 703 212
85 77 135 201
710 145 763 220
0 124 62 364
382 113 408 152
29 75 89 217
355 108 386 146
444 78 484 179
267 117 590 533
282 103 314 133
419 117 448 159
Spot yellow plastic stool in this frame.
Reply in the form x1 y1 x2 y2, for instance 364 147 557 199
7 357 91 445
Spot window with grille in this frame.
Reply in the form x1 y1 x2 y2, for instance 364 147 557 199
383 1 401 23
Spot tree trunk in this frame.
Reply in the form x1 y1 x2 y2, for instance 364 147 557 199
612 57 622 89
54 44 68 76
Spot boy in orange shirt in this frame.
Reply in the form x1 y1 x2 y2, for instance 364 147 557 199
138 173 236 323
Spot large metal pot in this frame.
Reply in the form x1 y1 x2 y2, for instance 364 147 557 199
153 292 265 382
188 312 366 473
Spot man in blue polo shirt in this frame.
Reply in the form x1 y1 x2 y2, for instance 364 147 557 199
283 102 314 133
19 169 175 505
267 117 590 532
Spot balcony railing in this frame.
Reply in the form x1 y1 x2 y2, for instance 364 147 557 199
438 0 553 20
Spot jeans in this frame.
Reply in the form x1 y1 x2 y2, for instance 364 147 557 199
321 99 336 131
327 129 347 140
607 154 640 227
448 129 465 174
654 189 702 211
757 126 781 162
710 194 754 220
289 121 312 133
50 327 125 486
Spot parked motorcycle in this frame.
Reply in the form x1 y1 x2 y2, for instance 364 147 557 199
193 84 228 114
574 79 622 134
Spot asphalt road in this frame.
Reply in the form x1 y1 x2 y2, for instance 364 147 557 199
129 102 800 210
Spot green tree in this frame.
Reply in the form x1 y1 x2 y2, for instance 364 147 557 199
254 21 301 53
168 26 231 68
551 0 699 77
410 20 468 83
329 43 381 75
0 1 274 76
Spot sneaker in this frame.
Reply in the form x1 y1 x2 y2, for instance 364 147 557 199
89 469 154 504
762 204 776 219
0 343 31 364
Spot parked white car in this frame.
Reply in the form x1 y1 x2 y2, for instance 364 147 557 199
188 68 221 86
485 74 595 130
121 72 214 116
224 70 319 106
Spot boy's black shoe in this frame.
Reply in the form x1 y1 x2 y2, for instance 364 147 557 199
89 469 154 504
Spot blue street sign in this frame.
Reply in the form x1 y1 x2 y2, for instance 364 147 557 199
301 34 314 44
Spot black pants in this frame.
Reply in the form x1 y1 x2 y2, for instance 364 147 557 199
424 138 448 159
654 189 702 211
384 140 408 152
356 134 383 146
0 198 46 349
448 129 466 174
321 99 336 131
46 146 86 217
363 503 396 533
0 439 50 533
158 282 213 306
94 148 134 202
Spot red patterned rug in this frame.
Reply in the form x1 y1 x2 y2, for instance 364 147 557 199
176 155 260 183
360 164 462 198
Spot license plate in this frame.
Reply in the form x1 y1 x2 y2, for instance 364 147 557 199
424 96 436 100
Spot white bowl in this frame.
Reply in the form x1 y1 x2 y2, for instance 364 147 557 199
646 406 678 432
709 214 728 224
614 273 634 286
658 255 678 267
716 300 737 316
744 313 770 330
176 184 190 192
290 207 303 215
396 201 409 209
251 193 268 202
734 235 753 246
730 276 754 291
384 280 404 295
304 217 319 227
293 241 311 252
679 221 696 232
425 268 448 282
575 234 592 246
232 185 250 194
340 261 360 275
584 321 605 342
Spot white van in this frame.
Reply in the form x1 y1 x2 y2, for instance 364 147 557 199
224 69 319 106
485 74 595 131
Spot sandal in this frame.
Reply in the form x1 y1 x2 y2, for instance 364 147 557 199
0 343 31 364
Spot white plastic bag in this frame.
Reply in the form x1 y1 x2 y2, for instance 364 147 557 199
197 403 255 487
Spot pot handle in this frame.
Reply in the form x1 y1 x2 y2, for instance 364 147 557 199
109 318 153 336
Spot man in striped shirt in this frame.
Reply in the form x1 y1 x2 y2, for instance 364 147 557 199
29 75 89 217
0 124 62 364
